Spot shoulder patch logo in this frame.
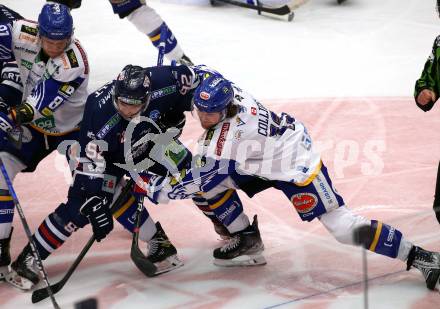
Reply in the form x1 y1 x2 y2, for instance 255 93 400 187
66 49 79 68
20 25 37 36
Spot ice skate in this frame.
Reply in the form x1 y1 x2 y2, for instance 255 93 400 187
407 246 440 290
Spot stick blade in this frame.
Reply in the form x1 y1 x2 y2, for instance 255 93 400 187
130 245 157 277
32 282 62 303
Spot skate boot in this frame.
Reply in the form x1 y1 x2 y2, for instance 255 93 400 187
0 228 13 281
213 215 266 267
147 222 183 275
406 246 440 290
7 244 40 290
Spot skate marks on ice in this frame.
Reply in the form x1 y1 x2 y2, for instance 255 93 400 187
0 97 439 308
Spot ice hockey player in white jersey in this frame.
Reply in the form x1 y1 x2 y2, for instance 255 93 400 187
140 71 440 290
49 0 193 65
0 3 89 282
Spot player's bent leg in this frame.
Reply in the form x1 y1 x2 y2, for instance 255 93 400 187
112 190 183 275
320 206 440 290
205 189 265 266
0 152 26 280
125 4 191 64
7 200 87 290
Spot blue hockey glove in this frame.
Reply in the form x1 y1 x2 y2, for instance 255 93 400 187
80 196 113 242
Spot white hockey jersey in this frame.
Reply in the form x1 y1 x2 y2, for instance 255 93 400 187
144 85 322 204
196 85 322 185
11 19 89 135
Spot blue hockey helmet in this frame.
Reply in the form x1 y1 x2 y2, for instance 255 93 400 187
113 65 151 108
38 3 73 40
193 75 234 113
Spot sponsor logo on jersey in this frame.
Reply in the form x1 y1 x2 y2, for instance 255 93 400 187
66 49 79 68
234 130 243 141
251 107 257 115
102 175 116 193
20 59 33 70
170 169 187 186
14 46 37 55
96 113 121 139
291 193 318 214
149 110 160 120
236 116 245 126
41 107 53 117
165 141 187 167
204 128 215 146
215 122 230 156
20 25 37 36
74 41 89 74
34 116 55 129
150 85 176 100
18 33 37 43
58 82 77 98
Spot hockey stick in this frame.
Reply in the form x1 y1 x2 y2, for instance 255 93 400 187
0 159 60 309
126 24 169 277
130 195 157 277
32 179 135 303
213 0 292 16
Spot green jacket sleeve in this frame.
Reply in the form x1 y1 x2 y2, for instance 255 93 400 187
414 36 440 111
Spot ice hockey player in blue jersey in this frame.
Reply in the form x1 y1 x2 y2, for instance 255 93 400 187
49 0 193 65
0 3 91 285
7 64 205 290
140 71 440 291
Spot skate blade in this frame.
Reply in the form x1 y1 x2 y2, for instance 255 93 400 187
153 254 184 276
5 270 37 290
214 254 267 267
0 265 10 281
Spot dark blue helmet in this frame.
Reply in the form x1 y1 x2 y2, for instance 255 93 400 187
193 75 233 113
38 3 73 40
114 65 151 107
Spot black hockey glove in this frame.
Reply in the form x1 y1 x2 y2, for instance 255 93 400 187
80 196 113 242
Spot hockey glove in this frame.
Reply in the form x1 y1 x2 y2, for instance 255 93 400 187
80 196 113 242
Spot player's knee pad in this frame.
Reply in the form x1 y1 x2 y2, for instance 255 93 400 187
113 193 150 233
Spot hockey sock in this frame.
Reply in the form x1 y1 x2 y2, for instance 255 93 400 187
0 190 14 239
113 194 150 235
355 220 403 258
209 189 250 233
33 213 72 260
